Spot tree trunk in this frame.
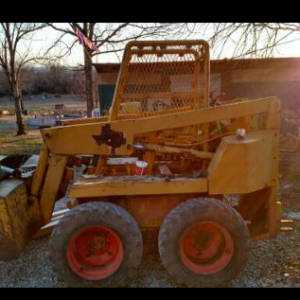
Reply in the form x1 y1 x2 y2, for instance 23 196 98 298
84 49 94 117
13 86 26 135
20 97 25 115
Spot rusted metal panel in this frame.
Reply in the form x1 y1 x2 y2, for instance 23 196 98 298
0 180 29 261
208 134 273 194
41 97 278 156
40 154 68 224
69 176 207 199
31 143 49 196
126 195 188 227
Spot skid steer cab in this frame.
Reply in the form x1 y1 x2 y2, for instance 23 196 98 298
0 40 281 287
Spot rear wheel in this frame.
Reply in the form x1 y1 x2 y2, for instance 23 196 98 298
158 198 250 287
49 202 143 287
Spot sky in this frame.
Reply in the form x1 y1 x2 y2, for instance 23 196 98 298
23 23 300 67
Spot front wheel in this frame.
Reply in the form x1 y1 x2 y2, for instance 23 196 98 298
158 197 250 287
49 202 143 287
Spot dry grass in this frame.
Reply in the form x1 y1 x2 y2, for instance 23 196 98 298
0 95 87 155
0 95 86 115
0 118 42 155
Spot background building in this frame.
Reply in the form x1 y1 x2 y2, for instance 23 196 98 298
93 58 300 133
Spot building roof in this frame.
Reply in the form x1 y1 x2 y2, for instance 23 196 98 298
93 63 120 73
93 57 300 74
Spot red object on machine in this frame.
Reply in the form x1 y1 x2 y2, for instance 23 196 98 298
135 161 148 176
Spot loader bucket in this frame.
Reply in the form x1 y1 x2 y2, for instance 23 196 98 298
0 179 31 261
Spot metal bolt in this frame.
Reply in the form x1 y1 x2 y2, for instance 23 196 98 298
236 128 246 140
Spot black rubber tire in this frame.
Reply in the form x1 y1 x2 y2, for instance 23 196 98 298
49 202 143 287
158 197 250 287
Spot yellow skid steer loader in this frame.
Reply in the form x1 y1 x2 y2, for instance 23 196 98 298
0 40 281 287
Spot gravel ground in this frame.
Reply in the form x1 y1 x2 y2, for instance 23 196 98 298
1 165 300 287
1 219 300 288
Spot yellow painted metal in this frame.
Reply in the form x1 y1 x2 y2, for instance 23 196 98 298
108 40 210 121
40 154 68 224
31 142 49 196
0 39 285 262
142 132 157 175
108 43 131 121
207 134 273 194
60 106 193 126
41 97 278 156
27 196 43 237
33 208 70 239
68 176 208 199
124 195 190 228
142 143 214 159
264 99 281 237
0 180 30 259
60 116 109 126
36 96 281 242
280 227 293 231
23 40 281 244
202 40 210 152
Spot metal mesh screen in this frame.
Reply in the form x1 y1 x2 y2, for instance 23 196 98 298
115 41 208 117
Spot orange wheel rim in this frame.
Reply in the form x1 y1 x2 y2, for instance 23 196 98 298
67 226 123 280
179 221 234 275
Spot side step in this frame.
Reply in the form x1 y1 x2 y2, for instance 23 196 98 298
280 219 294 232
33 208 70 239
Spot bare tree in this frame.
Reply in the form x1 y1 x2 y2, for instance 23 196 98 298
0 70 11 96
191 23 300 59
0 23 46 135
47 23 191 116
